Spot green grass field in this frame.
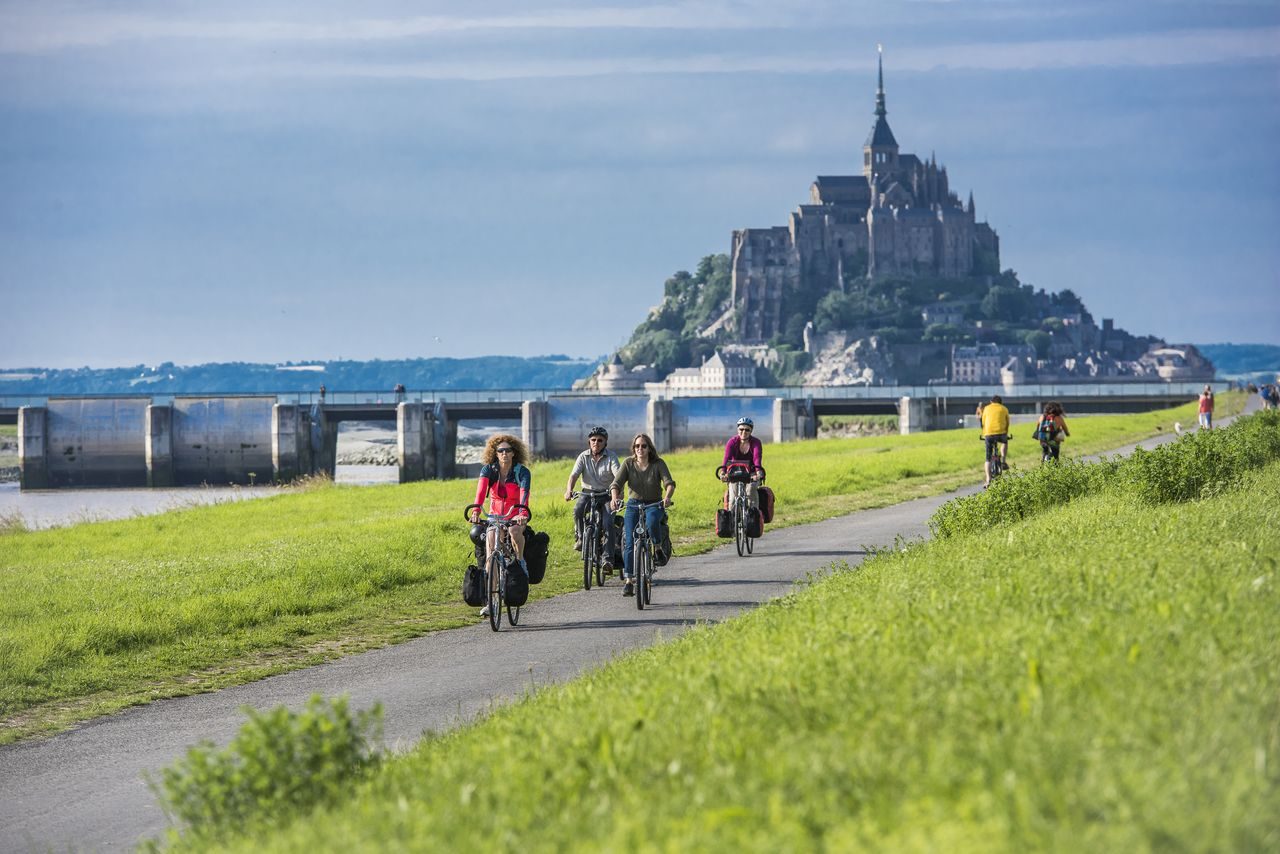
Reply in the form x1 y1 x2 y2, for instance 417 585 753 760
157 427 1280 852
0 396 1242 743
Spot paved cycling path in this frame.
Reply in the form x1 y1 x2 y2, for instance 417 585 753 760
0 414 1245 854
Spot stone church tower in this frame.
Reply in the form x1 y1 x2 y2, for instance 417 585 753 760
724 49 1000 344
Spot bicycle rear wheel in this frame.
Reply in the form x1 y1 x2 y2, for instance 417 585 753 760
488 563 502 632
507 603 520 626
582 522 595 590
595 525 607 586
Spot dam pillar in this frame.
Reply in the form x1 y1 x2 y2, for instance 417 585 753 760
522 400 548 459
647 399 672 453
273 404 305 483
17 406 48 490
432 403 458 480
772 398 799 443
145 404 175 488
307 403 338 477
397 402 435 483
899 396 927 434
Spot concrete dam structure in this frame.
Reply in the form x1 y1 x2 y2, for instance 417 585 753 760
12 382 1208 490
15 394 811 490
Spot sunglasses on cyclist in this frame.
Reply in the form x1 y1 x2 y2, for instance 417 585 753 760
633 443 650 449
496 447 514 454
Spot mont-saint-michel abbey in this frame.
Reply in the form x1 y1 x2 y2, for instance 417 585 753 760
594 52 1212 393
721 53 999 345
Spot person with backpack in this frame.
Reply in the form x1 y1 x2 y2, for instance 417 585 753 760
1034 401 1070 462
469 434 532 617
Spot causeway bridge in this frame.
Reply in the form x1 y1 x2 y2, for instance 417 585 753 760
3 381 1209 490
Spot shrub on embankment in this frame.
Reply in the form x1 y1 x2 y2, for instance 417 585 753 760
152 460 1280 852
930 409 1280 539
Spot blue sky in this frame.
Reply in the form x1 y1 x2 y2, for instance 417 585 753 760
1 1 1277 369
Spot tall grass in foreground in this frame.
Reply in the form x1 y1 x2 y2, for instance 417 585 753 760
156 461 1280 852
0 398 1233 742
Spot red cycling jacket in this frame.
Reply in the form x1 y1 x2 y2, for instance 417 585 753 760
474 462 531 518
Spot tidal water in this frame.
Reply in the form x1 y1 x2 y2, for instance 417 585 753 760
0 465 399 531
0 419 509 531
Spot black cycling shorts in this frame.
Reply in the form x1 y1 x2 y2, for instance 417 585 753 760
984 435 1008 461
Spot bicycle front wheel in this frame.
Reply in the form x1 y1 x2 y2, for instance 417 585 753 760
735 506 746 557
488 564 502 632
642 549 652 605
634 541 648 611
507 603 520 626
582 522 594 590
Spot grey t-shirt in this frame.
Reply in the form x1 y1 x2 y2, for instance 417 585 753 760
611 457 675 503
570 449 621 492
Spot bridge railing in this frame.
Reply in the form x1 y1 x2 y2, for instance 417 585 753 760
0 380 1216 411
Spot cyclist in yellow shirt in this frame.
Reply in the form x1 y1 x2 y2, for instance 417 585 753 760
980 394 1010 487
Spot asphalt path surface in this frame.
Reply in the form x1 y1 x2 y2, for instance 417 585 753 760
0 410 1244 853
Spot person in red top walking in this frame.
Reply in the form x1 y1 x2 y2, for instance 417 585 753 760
1198 385 1215 430
719 416 763 510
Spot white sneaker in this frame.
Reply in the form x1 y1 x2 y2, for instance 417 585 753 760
479 605 490 617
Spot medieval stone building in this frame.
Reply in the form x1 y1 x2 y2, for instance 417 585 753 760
725 51 1000 344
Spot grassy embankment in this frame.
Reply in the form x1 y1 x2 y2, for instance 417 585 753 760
0 396 1243 743
155 408 1280 851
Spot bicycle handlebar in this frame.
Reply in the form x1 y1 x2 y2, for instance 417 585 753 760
463 502 532 523
716 463 765 483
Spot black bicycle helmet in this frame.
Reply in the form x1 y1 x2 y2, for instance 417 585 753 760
736 417 754 428
588 426 608 440
469 523 486 545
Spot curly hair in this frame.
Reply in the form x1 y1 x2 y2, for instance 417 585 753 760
481 433 529 466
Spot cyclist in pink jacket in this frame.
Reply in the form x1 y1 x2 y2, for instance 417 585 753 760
719 416 763 509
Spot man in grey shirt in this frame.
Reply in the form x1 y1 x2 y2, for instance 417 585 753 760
564 426 622 566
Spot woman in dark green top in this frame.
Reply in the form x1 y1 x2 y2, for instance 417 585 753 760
610 432 676 596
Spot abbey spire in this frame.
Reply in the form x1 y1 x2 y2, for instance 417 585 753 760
863 45 899 181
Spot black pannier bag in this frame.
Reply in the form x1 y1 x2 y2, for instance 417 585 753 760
758 486 776 524
462 565 485 607
524 528 550 584
505 566 530 606
745 507 764 538
715 509 734 538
